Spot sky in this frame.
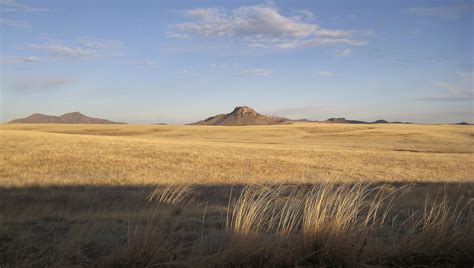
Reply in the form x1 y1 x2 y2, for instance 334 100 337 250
0 0 473 124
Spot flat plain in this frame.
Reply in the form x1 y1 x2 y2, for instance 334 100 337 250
1 122 473 186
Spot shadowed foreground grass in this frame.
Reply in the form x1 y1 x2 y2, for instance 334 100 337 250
1 183 473 266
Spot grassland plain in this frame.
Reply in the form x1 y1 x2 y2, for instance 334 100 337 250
0 123 473 266
1 123 473 186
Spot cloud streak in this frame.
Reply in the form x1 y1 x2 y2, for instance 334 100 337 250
8 75 75 92
416 81 473 102
0 18 29 27
130 59 155 66
315 71 333 77
335 48 352 57
0 0 48 12
405 5 469 19
21 37 123 60
0 55 42 64
239 69 272 76
27 44 95 59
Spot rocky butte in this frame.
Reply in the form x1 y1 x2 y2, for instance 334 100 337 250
193 106 289 126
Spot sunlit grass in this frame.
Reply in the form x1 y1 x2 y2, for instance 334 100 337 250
1 123 473 187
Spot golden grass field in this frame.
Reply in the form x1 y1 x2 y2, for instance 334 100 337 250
1 123 473 266
1 122 473 186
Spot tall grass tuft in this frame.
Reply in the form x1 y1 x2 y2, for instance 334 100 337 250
224 183 399 265
147 184 192 206
388 193 474 264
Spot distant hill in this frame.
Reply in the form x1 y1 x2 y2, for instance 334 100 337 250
193 106 290 126
325 118 367 124
9 112 125 124
324 117 409 124
293 118 315 122
454 122 472 125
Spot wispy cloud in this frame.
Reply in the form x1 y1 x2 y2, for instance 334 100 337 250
0 0 48 12
178 69 200 77
169 4 372 50
8 75 75 92
79 37 123 50
416 81 473 101
27 44 95 59
238 69 272 76
248 43 270 48
130 59 155 66
302 38 367 47
0 55 42 64
315 29 373 38
335 48 352 57
22 37 123 60
404 5 469 19
292 9 315 21
0 18 29 27
458 71 473 80
315 71 333 77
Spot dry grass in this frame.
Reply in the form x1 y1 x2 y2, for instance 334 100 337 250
0 123 473 265
147 184 193 205
1 123 473 186
224 184 404 265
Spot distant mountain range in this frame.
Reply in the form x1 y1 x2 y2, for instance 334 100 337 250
192 106 415 126
323 118 412 124
9 112 125 124
7 108 471 126
454 122 472 125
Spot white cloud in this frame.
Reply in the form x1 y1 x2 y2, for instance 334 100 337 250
9 75 75 92
23 37 122 60
166 32 190 39
417 81 473 101
170 4 372 50
277 42 298 49
303 38 367 46
175 5 317 38
248 43 269 48
335 48 352 57
130 59 155 66
27 44 95 59
292 9 315 21
315 71 333 77
178 70 200 77
432 81 458 94
0 18 29 27
315 29 373 38
432 81 472 97
405 5 468 19
0 0 48 12
79 37 122 50
0 55 42 64
239 69 272 76
458 71 473 80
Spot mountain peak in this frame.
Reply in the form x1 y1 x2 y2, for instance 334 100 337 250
230 106 257 117
62 111 85 116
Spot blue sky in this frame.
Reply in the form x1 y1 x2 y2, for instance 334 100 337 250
1 0 472 123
